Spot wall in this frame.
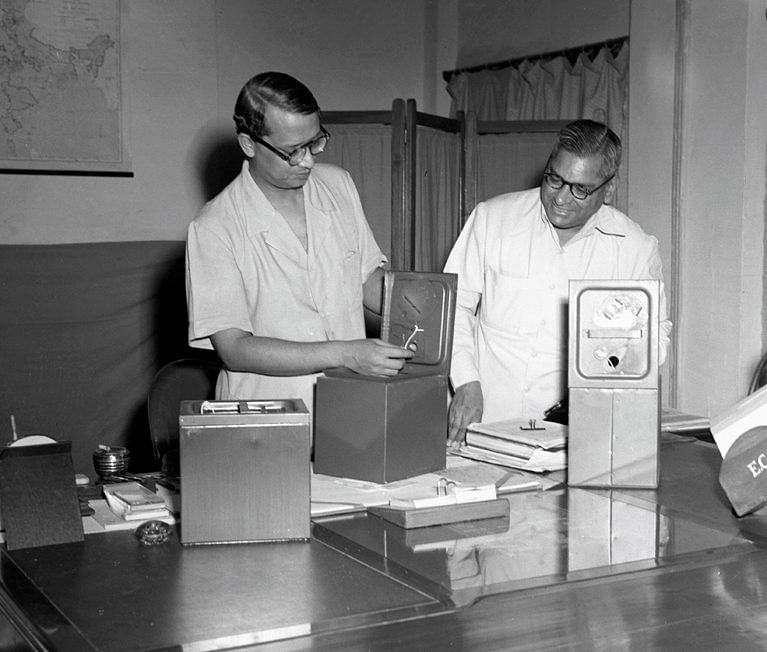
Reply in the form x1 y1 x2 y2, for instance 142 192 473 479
627 1 678 406
5 0 759 416
629 0 766 414
0 0 449 245
455 0 629 69
1 0 628 246
675 0 765 414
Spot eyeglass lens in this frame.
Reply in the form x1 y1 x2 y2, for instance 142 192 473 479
544 172 598 200
287 130 329 165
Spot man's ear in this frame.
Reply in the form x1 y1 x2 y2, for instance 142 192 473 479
603 177 618 205
237 132 256 158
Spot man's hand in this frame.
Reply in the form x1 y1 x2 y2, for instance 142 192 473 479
448 381 483 448
342 338 413 376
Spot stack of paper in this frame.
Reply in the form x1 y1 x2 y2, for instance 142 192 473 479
458 419 567 472
661 407 710 434
102 482 171 521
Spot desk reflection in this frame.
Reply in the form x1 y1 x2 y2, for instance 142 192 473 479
315 487 744 607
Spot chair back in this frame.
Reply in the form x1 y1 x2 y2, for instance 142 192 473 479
147 358 220 474
749 352 767 394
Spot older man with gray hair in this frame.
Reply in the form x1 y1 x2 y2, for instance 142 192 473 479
444 119 671 446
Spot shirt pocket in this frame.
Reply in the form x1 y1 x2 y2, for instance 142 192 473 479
483 267 549 336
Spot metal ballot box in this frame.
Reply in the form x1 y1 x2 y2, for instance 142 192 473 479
314 271 457 483
567 280 660 488
179 399 311 544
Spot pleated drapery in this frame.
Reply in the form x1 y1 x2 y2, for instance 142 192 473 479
447 43 629 212
320 123 393 258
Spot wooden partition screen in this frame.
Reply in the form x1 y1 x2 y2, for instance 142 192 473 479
323 100 463 272
323 102 568 272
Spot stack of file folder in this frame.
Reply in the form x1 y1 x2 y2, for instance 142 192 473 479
458 419 567 472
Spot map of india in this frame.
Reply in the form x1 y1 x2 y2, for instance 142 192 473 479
0 0 121 167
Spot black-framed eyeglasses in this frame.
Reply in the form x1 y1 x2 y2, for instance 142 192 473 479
250 127 330 166
543 170 614 201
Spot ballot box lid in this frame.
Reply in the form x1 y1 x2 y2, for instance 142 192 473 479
380 270 457 377
179 399 310 426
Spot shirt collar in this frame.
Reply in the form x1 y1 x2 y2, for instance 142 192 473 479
539 201 628 245
235 161 333 258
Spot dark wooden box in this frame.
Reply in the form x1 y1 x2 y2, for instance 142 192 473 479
313 374 447 483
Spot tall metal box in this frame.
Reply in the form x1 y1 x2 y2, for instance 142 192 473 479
313 271 456 483
179 399 311 544
567 280 660 488
567 488 660 572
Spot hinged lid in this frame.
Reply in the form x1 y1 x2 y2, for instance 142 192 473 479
179 399 310 426
568 279 659 388
380 270 457 377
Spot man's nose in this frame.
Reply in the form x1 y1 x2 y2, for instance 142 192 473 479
297 149 315 169
553 184 572 203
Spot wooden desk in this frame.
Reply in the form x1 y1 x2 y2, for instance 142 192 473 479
2 437 767 651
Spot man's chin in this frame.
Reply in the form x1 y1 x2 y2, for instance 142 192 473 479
550 217 576 230
282 173 311 189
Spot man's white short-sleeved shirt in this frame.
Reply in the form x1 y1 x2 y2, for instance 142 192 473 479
186 161 385 412
444 187 671 423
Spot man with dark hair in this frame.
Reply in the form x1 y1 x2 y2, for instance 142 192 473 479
186 72 411 414
444 119 671 445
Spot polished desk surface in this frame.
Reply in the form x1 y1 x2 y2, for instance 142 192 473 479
3 436 767 651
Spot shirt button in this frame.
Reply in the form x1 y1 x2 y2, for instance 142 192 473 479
531 351 538 358
548 284 555 290
540 320 546 327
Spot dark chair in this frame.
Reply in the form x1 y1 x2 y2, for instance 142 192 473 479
749 351 767 394
147 358 221 476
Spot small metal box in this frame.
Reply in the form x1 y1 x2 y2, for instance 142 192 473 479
179 399 311 544
567 280 660 488
313 271 456 483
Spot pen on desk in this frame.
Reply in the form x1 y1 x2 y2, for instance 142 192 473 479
10 414 17 441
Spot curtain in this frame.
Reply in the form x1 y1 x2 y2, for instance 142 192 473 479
322 119 463 274
415 126 463 272
448 43 629 212
321 123 392 258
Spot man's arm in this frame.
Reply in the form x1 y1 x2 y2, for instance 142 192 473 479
447 380 483 448
443 206 486 445
362 267 385 315
211 328 412 377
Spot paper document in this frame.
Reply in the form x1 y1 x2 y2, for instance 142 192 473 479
455 444 566 473
310 455 553 517
461 418 567 472
661 407 710 433
467 418 567 449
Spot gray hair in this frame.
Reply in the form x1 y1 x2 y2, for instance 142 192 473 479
549 119 622 178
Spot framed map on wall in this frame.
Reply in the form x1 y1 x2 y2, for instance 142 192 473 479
0 0 127 173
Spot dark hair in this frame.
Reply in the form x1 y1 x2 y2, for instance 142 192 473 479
233 72 320 138
549 119 622 178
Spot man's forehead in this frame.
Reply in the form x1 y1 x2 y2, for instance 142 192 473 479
263 105 319 137
548 151 603 179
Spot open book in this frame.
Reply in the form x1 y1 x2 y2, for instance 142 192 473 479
459 419 567 472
